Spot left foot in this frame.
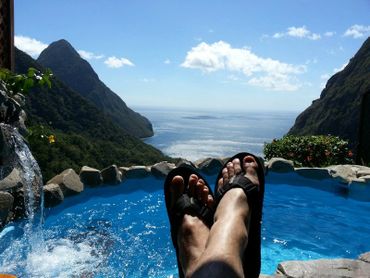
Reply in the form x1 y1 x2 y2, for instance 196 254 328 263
169 174 214 276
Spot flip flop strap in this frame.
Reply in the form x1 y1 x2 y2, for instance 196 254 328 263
172 194 213 224
217 175 259 201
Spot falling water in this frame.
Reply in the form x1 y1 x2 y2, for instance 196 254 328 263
0 123 46 272
8 123 45 227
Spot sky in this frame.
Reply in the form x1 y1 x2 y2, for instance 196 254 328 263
14 0 370 112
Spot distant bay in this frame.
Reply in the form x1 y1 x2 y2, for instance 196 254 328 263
135 107 299 161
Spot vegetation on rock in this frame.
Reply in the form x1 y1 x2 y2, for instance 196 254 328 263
264 135 353 167
288 37 370 149
14 48 170 181
37 39 153 138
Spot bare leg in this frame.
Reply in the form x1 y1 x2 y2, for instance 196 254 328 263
170 174 214 276
191 156 260 278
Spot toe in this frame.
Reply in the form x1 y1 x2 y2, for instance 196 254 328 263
196 179 204 200
242 155 259 185
201 186 209 204
227 162 235 179
222 167 229 185
207 195 214 208
188 174 198 196
170 176 185 209
232 158 242 174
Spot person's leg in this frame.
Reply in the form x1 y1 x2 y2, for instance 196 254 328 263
191 155 260 278
169 174 214 276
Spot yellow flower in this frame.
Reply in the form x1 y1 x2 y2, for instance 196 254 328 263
48 135 55 144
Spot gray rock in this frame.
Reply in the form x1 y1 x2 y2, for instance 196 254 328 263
328 165 357 184
47 168 84 196
360 175 370 183
43 183 64 207
267 158 294 173
0 191 14 227
356 169 370 177
359 251 370 263
0 168 23 191
295 167 331 180
79 166 102 186
101 165 122 184
151 161 176 178
176 159 196 169
122 166 150 179
276 258 370 277
196 158 223 175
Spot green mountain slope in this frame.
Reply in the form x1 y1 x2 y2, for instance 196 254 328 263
37 39 153 138
15 48 168 181
288 37 370 148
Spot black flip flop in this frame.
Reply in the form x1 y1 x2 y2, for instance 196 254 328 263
164 167 215 278
214 152 265 278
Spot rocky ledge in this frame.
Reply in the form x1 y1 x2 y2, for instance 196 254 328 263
261 251 370 278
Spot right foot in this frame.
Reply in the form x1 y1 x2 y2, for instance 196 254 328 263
169 174 214 276
214 155 261 246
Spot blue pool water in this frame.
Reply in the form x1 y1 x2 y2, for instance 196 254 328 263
1 175 369 277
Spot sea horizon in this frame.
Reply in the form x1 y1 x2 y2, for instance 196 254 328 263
134 106 299 161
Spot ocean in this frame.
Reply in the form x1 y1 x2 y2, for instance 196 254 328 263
136 107 299 161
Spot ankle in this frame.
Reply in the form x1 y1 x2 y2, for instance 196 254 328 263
215 188 250 221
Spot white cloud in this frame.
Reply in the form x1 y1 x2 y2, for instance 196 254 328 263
324 31 336 37
181 41 306 91
273 26 321 40
164 59 171 64
344 24 370 39
78 50 104 60
141 78 156 83
104 56 134 68
14 35 48 58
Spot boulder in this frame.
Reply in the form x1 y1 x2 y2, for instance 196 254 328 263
43 183 64 207
151 161 176 178
101 165 122 184
196 158 223 175
295 167 331 180
0 191 14 227
176 159 196 169
276 258 370 277
79 166 103 186
267 158 294 173
0 168 23 191
359 175 370 183
356 169 370 177
47 168 84 196
359 251 370 263
121 166 150 179
327 165 357 184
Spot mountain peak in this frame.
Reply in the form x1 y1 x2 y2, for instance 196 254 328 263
39 39 80 60
288 36 370 148
37 39 154 138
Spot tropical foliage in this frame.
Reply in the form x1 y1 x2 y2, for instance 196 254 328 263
0 67 52 95
263 135 353 167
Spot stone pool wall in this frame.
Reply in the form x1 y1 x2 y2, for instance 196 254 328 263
1 156 370 277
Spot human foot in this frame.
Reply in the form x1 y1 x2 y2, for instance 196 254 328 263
213 153 265 278
164 168 214 277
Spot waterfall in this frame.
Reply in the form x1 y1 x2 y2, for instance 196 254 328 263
8 124 44 226
0 123 45 251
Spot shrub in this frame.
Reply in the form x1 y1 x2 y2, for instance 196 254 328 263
263 135 353 167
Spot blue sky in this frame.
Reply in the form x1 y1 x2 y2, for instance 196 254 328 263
14 0 370 112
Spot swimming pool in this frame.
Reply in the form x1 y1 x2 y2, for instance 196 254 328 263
0 174 369 277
